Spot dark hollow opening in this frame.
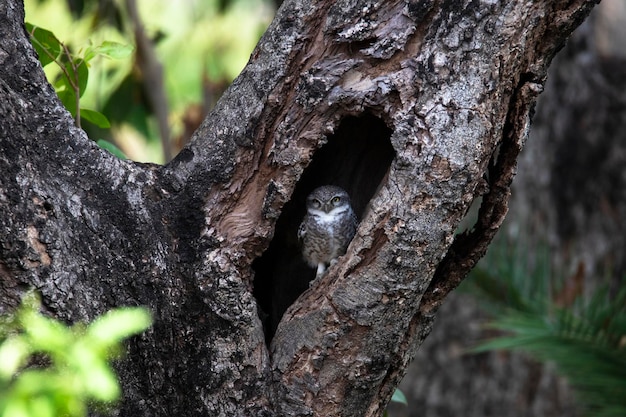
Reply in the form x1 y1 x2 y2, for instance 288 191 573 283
252 113 395 343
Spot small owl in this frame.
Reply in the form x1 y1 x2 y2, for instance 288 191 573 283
298 185 358 279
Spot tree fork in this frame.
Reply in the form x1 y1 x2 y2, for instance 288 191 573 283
0 0 598 416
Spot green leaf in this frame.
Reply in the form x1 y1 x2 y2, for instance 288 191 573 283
68 58 89 98
0 337 30 380
55 57 89 103
86 307 151 348
82 360 120 401
83 45 98 63
21 310 72 353
97 41 135 59
390 388 408 406
84 42 134 62
25 23 62 67
3 396 30 417
81 109 111 128
56 88 77 117
70 341 120 401
27 396 56 417
96 139 127 159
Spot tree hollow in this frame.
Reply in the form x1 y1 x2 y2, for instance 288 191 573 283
253 113 395 341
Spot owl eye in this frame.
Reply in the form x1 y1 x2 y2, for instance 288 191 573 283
311 199 322 209
331 196 341 205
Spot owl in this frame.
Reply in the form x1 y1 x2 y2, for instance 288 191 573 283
298 185 358 279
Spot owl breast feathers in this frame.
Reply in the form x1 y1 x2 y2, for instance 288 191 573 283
298 185 357 278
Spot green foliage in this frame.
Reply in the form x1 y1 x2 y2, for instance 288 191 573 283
85 41 135 62
25 0 273 162
390 388 408 406
466 241 626 417
24 24 62 67
0 291 152 417
25 22 133 130
383 388 408 416
462 240 554 316
96 139 127 159
81 110 111 129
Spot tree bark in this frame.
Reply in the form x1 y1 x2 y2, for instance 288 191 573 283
396 3 626 415
0 0 598 416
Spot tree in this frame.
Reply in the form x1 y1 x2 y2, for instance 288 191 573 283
397 4 626 414
0 0 599 415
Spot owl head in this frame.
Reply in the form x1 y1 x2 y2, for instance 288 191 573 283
306 185 352 214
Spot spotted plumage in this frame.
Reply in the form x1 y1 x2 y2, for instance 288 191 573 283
298 185 358 279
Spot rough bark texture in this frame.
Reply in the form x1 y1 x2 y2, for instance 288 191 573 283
0 0 598 416
396 3 626 416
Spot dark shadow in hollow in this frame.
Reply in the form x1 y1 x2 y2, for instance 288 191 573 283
252 113 395 343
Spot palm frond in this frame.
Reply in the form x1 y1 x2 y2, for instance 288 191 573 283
466 238 626 417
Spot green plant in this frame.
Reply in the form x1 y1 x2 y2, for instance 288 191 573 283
25 0 273 163
466 241 626 417
0 291 152 417
383 388 408 417
25 22 133 130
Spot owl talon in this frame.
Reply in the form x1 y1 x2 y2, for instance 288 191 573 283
315 263 326 279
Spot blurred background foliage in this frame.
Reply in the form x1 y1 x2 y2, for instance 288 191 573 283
465 239 626 417
25 0 275 163
0 291 152 417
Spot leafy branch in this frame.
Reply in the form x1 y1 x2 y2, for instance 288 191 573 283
25 23 133 130
0 291 152 417
466 241 626 417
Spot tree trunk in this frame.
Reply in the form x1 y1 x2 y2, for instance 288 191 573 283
0 0 598 416
396 3 626 415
